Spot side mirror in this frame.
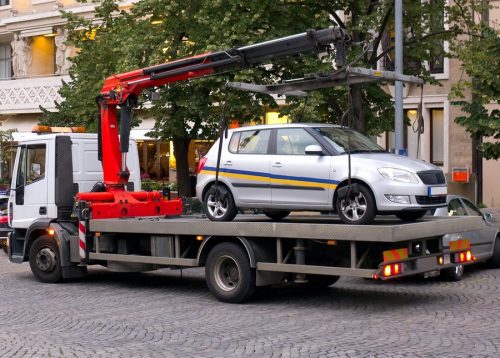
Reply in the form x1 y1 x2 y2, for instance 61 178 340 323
483 212 493 221
305 145 323 155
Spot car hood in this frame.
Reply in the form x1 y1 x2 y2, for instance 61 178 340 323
350 153 441 173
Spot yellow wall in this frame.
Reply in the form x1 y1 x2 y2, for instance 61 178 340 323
30 36 54 76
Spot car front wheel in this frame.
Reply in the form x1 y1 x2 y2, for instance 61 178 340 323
335 184 376 225
203 185 238 222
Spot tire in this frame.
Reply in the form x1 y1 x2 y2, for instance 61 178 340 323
395 210 427 222
335 184 376 225
203 185 238 222
487 236 500 269
440 264 464 281
29 235 63 283
205 242 256 303
263 210 290 221
304 275 340 288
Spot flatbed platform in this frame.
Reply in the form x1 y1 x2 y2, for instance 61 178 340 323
89 215 483 243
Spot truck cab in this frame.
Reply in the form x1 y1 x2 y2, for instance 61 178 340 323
7 133 141 262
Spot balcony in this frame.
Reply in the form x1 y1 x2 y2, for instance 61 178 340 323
0 75 68 114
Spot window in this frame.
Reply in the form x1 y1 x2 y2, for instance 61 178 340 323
0 0 10 6
0 45 11 79
229 130 270 154
315 127 384 154
429 0 445 74
448 199 467 216
276 128 319 155
430 108 444 166
137 141 169 180
16 145 46 187
462 199 482 217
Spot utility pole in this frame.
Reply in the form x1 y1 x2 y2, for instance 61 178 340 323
394 0 404 155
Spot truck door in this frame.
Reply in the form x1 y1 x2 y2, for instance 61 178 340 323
10 144 48 228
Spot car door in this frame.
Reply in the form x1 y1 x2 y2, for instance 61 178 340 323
224 129 271 205
269 127 332 207
461 198 495 259
442 198 470 252
10 143 49 229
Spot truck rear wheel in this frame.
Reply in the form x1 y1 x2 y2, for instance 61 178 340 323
205 242 256 303
440 264 464 281
29 235 63 283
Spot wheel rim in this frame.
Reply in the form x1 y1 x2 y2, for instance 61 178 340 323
35 247 57 272
214 255 241 292
455 264 464 276
340 192 368 222
206 192 229 219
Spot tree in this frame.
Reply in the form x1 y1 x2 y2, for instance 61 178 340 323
41 0 460 195
448 1 500 160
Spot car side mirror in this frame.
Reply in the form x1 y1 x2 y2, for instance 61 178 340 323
483 212 493 221
305 145 323 155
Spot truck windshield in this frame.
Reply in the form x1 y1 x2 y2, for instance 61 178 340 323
313 127 385 154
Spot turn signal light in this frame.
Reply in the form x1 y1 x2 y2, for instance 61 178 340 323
437 256 444 265
48 229 55 236
383 263 403 277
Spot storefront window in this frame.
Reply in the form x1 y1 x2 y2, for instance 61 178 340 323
137 140 170 181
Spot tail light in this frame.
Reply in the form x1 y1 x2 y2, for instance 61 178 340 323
197 157 208 174
454 250 473 263
383 263 403 277
0 216 8 224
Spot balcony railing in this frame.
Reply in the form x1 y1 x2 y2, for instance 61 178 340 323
0 75 68 114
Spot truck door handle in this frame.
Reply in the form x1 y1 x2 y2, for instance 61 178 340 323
272 162 282 168
39 207 47 215
224 161 232 166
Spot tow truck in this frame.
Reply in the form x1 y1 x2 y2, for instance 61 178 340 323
7 27 480 303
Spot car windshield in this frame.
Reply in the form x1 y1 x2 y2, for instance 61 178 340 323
313 127 385 154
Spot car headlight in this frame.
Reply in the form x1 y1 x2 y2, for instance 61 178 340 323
378 168 419 184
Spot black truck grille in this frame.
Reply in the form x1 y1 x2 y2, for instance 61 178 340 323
417 170 446 185
415 195 447 205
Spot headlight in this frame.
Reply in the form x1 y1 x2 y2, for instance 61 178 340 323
378 168 419 184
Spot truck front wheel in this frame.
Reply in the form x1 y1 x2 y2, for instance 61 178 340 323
205 242 256 303
29 235 63 283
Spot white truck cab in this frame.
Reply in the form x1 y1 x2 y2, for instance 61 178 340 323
8 133 141 262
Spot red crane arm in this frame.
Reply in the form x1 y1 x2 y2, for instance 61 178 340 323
78 27 349 219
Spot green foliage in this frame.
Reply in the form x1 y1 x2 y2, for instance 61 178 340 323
448 1 500 159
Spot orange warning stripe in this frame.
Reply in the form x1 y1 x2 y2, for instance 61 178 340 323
449 239 470 252
383 248 409 263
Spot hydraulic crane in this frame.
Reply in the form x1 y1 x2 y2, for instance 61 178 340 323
75 27 350 219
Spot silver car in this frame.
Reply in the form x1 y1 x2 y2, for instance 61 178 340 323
432 195 500 281
196 123 447 224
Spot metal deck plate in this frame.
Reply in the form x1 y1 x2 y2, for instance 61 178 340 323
89 215 484 243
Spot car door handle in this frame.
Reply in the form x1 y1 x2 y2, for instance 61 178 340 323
272 162 282 168
224 161 232 166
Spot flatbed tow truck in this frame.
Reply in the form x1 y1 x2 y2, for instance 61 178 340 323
7 27 480 302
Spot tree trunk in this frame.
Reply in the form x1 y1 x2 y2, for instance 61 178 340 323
172 136 192 197
350 84 365 133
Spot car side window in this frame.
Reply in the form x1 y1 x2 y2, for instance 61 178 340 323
462 199 482 217
448 199 467 216
229 130 270 154
276 128 319 155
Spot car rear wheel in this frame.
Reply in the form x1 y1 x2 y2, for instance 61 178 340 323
263 210 290 221
487 236 500 269
441 264 464 281
335 184 376 225
395 210 427 222
203 185 237 222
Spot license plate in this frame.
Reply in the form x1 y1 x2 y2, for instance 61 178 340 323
428 186 447 196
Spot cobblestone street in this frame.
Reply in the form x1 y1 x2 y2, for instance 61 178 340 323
1 254 500 357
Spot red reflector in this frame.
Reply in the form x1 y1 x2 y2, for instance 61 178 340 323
0 216 8 224
197 157 208 174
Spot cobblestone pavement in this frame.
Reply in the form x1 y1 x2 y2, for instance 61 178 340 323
1 255 500 358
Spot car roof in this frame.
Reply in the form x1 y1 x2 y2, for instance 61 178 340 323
228 123 343 133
